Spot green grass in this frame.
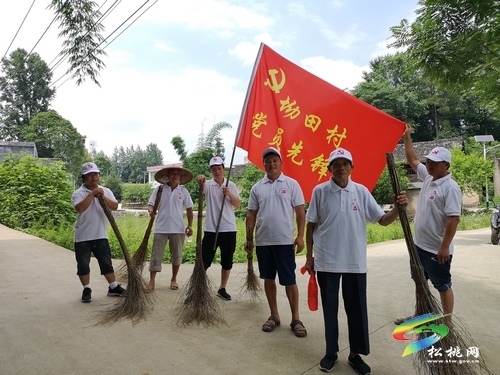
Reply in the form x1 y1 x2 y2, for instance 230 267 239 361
25 211 491 264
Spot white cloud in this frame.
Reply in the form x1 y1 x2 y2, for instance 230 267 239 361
153 42 174 53
140 0 271 31
287 2 365 50
52 61 245 163
229 33 283 65
300 56 367 90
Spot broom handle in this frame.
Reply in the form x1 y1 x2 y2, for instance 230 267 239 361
196 185 204 248
385 153 425 276
139 185 163 248
97 195 132 266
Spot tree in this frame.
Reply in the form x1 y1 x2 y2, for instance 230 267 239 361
25 110 86 178
390 0 500 115
171 121 233 204
234 164 265 218
0 48 55 140
48 0 107 86
93 151 112 178
351 53 500 141
0 154 75 229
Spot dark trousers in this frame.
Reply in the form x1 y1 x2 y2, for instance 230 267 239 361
317 272 370 357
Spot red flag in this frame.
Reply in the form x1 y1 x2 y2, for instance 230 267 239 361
236 43 405 202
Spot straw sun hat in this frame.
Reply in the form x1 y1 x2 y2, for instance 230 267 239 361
154 166 193 185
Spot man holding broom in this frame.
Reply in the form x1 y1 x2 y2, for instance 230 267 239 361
395 124 462 327
72 162 125 303
245 147 307 338
196 156 241 301
146 166 194 292
304 148 408 374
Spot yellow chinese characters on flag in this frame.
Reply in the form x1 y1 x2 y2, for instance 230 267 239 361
236 43 405 201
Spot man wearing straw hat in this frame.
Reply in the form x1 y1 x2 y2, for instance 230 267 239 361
304 148 408 374
72 162 126 303
395 124 461 327
196 156 241 301
245 147 307 338
146 166 194 292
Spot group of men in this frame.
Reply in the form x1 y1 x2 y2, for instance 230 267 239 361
71 124 461 375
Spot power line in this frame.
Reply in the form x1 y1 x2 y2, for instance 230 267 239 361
54 0 157 90
2 0 36 60
47 0 121 75
52 0 153 87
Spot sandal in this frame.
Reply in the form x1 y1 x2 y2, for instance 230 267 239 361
262 316 281 332
290 320 307 337
170 282 179 290
394 316 413 325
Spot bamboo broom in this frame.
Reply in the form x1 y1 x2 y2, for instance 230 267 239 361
237 251 262 302
115 185 164 281
174 185 225 326
386 153 493 375
95 195 153 325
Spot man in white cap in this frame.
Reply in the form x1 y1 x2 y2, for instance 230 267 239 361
72 162 125 303
245 147 307 338
396 124 462 327
196 156 241 301
304 148 408 374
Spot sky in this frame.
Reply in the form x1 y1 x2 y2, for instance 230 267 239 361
1 0 418 165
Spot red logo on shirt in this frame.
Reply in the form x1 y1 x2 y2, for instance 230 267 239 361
429 190 437 200
351 203 359 211
280 189 288 194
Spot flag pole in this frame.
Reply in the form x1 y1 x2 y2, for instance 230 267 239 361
211 43 266 251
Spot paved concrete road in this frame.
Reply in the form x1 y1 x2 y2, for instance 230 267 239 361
1 225 499 375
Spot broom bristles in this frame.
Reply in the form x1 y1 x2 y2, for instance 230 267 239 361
237 254 263 302
174 256 225 327
95 196 154 325
174 185 225 327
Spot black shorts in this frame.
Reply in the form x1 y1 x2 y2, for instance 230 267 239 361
201 232 237 270
75 239 114 276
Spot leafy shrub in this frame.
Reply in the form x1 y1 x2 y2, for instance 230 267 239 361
0 154 75 229
121 183 152 205
102 175 123 201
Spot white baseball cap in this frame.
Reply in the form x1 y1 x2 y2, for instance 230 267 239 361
426 147 451 163
262 147 281 159
328 148 353 164
209 156 224 167
81 162 100 175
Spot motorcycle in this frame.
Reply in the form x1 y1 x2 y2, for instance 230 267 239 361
490 204 500 245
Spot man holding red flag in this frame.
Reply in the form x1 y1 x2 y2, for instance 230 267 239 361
304 148 408 374
245 147 307 338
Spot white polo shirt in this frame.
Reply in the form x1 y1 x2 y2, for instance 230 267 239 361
306 178 385 273
248 173 304 246
414 163 462 254
150 184 193 234
72 184 117 242
203 178 240 232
